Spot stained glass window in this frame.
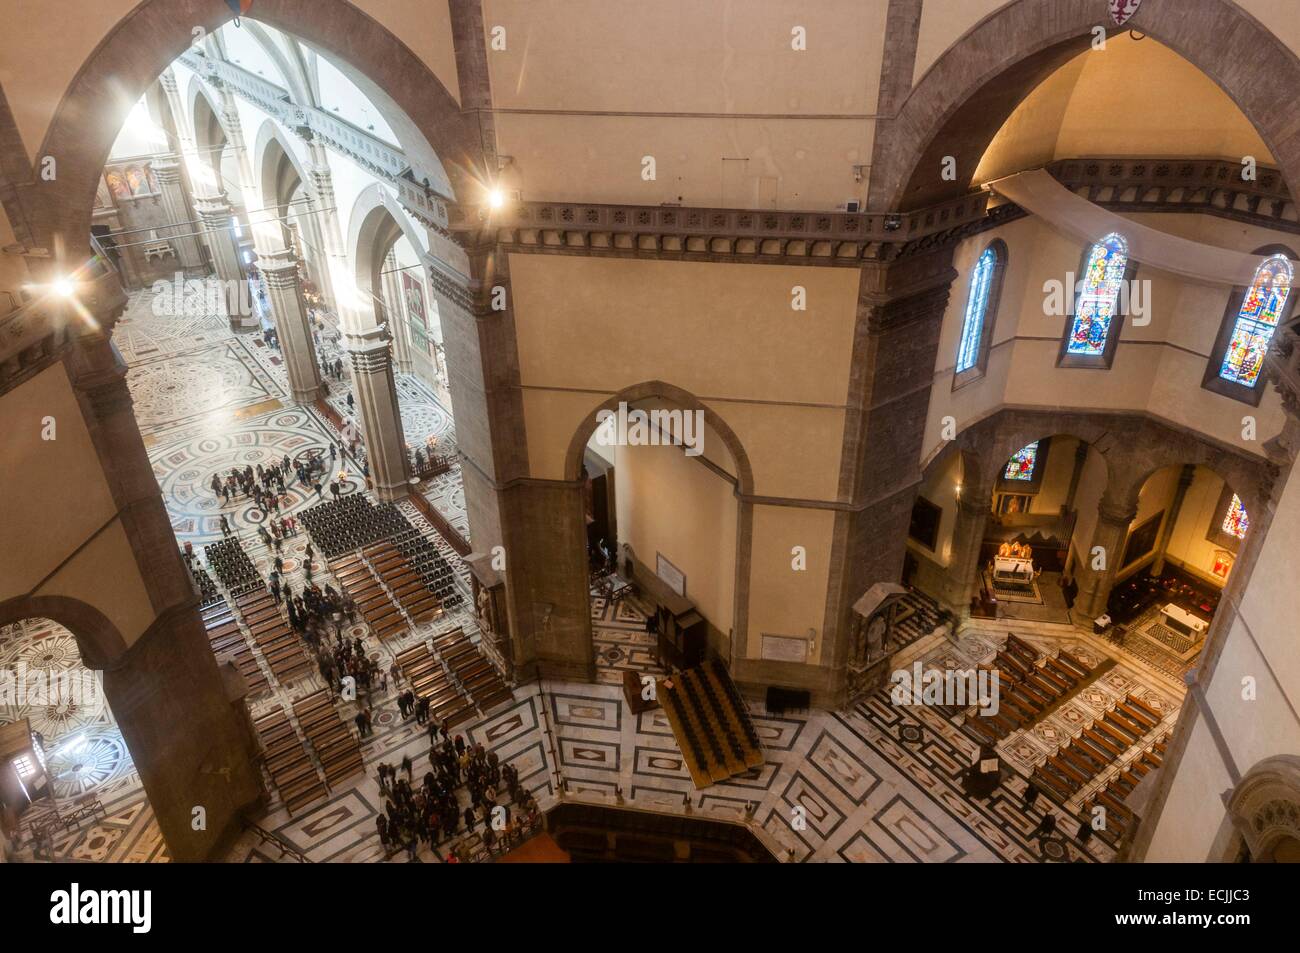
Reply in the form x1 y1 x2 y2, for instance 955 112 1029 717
1221 493 1249 540
1218 255 1293 388
1066 232 1129 357
956 246 997 373
1004 441 1040 481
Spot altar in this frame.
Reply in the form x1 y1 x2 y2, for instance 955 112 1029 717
1161 603 1208 638
992 556 1035 584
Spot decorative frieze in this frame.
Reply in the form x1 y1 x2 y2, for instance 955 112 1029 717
1048 157 1297 234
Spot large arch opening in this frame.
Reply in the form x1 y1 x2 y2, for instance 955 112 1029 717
871 0 1300 213
563 383 755 686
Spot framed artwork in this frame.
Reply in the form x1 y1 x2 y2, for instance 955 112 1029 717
401 271 431 355
1122 511 1163 567
908 495 942 551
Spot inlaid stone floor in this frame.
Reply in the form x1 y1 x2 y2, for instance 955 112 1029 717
0 618 167 863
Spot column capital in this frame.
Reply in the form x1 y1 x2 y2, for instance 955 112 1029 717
1097 497 1138 527
258 248 300 286
152 156 182 184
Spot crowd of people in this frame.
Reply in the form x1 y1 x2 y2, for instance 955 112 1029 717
372 717 540 862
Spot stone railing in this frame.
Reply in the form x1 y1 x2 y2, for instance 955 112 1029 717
1047 156 1297 233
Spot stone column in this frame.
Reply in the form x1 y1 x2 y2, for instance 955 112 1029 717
151 156 206 274
1076 493 1138 619
259 248 322 404
66 327 261 861
346 326 410 501
381 249 414 375
194 193 253 330
942 481 993 612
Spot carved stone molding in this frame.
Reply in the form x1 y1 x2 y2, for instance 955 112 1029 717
1048 156 1297 234
448 192 992 268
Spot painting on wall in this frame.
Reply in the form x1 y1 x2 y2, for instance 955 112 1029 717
1122 511 1164 568
401 271 431 355
1211 550 1234 580
105 162 159 201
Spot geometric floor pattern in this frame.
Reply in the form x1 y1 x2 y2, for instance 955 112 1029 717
5 279 1192 863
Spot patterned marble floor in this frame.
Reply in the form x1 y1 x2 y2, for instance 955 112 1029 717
0 618 168 862
12 278 1195 864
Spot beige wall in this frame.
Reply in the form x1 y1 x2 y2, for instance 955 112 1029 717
614 441 737 635
913 0 1008 87
1147 455 1300 860
485 0 884 210
0 363 155 645
353 0 459 105
747 504 835 665
909 450 962 566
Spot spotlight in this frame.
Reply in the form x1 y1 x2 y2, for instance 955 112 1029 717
52 278 76 297
487 187 506 210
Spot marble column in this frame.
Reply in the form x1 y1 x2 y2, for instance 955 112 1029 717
942 483 993 612
259 248 322 404
151 156 206 274
194 193 253 330
381 249 414 375
346 326 410 501
1076 494 1138 619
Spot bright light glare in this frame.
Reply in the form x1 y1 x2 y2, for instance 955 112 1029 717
487 188 506 209
52 279 76 297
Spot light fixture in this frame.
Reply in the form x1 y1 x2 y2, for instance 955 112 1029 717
52 278 76 297
487 187 506 210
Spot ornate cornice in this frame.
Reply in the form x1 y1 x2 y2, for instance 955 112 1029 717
447 192 991 268
1047 156 1296 235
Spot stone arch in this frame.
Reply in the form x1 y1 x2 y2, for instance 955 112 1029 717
563 380 756 498
346 182 429 312
0 594 128 671
870 0 1300 212
187 77 229 182
240 20 317 108
253 118 314 216
1224 755 1300 861
26 0 479 268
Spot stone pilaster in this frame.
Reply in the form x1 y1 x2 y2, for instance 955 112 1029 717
1152 464 1196 575
260 248 321 404
942 481 992 612
346 327 410 501
151 156 206 273
1076 494 1138 619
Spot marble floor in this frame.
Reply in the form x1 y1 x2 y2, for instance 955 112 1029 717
5 278 1194 863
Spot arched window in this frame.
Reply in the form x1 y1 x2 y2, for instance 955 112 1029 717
1205 253 1294 402
953 241 1006 387
1059 232 1131 368
1004 441 1040 481
1222 493 1250 540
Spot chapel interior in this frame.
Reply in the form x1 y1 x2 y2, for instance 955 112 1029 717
2 0 1300 866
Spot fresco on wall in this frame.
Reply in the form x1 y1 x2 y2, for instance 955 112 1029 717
105 162 159 201
402 271 432 354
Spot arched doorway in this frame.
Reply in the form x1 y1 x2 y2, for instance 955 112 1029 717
560 382 756 684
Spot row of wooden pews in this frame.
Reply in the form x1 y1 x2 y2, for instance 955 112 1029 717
439 627 514 713
1083 732 1168 845
235 585 312 684
659 660 764 788
331 549 407 640
968 634 1093 744
252 706 328 815
364 541 442 625
201 597 268 694
1032 693 1165 812
291 689 365 788
394 633 476 728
